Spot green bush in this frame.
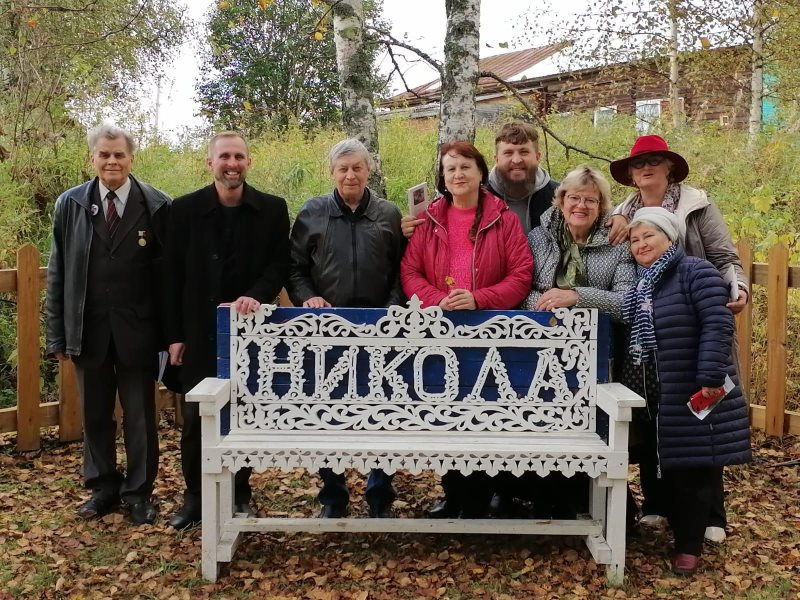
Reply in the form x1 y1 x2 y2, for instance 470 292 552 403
2 114 800 411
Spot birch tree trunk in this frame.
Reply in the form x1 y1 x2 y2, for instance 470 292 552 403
749 0 766 145
331 0 385 196
668 0 682 128
438 0 481 146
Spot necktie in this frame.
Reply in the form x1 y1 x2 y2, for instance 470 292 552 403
106 190 120 238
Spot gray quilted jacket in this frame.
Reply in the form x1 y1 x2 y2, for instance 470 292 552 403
523 207 636 320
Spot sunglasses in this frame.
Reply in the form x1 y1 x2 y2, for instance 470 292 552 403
629 155 666 169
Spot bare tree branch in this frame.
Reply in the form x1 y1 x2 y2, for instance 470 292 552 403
384 44 426 99
768 458 800 467
24 3 147 51
368 25 444 78
479 70 613 163
15 1 99 12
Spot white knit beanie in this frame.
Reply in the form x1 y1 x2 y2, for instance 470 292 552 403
629 206 681 242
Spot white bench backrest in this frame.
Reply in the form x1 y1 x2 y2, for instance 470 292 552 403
220 298 606 434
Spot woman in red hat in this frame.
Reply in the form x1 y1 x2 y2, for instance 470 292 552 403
607 135 748 546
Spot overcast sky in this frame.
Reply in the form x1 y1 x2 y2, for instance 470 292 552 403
145 0 581 140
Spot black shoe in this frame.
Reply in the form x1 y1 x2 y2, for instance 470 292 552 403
367 500 392 518
428 499 460 519
168 503 201 530
233 502 256 517
76 496 119 520
128 500 157 525
459 504 489 519
489 493 529 518
319 505 348 518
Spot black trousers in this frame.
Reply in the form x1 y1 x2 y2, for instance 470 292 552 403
73 341 159 504
632 415 726 527
493 471 589 518
441 471 494 516
179 394 251 506
318 468 395 507
663 466 723 556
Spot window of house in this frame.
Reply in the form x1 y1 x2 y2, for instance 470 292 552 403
635 99 662 133
593 105 617 126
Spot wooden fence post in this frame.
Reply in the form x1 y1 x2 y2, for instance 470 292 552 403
765 243 788 436
58 359 82 442
736 240 753 403
16 244 41 451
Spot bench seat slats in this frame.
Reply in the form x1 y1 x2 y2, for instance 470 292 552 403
216 432 615 452
217 517 605 536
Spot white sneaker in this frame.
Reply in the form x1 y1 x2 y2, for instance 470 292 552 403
704 526 727 543
639 514 667 527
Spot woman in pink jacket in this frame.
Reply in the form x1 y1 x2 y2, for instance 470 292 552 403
401 141 533 311
400 141 533 518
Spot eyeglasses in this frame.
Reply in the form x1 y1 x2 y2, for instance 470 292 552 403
565 194 600 208
629 155 666 169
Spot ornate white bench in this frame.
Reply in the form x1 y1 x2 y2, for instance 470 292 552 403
188 297 644 584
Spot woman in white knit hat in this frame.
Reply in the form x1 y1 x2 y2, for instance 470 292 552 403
623 207 751 575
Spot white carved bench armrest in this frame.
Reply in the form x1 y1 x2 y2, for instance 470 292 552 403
597 382 646 423
186 377 231 416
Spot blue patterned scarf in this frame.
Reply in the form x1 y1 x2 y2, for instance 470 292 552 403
622 244 681 365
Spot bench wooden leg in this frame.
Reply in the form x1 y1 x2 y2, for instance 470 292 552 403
589 475 607 521
605 478 627 586
201 472 226 581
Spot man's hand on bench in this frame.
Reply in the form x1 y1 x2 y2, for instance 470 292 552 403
303 296 332 308
233 296 261 314
169 342 185 366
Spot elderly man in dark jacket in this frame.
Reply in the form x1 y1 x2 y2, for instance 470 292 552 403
288 138 405 518
46 124 170 525
163 131 290 529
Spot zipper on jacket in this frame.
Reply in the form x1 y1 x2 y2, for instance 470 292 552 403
641 363 652 421
471 213 502 290
350 221 358 303
651 356 663 479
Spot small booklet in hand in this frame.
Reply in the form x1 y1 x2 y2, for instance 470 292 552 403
407 183 429 217
723 264 739 301
687 374 735 420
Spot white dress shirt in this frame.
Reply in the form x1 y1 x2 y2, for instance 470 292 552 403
98 177 132 218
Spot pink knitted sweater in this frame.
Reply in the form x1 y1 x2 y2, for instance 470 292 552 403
447 204 475 290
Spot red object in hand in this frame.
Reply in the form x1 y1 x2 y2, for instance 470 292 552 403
690 388 725 412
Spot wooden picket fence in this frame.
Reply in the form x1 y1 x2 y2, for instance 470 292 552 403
1 241 798 452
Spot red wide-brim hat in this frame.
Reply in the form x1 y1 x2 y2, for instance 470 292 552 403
609 135 689 186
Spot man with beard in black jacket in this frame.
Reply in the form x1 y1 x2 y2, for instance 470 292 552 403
163 131 290 529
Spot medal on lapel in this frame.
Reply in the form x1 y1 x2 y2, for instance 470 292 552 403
138 230 147 247
91 204 99 216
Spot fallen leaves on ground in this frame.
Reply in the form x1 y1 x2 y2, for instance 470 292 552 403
0 426 798 599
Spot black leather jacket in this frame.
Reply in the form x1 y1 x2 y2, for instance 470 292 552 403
45 176 171 356
288 190 405 308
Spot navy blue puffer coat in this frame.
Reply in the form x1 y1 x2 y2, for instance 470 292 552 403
651 248 751 470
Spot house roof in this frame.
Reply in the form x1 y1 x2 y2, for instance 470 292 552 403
386 42 569 107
